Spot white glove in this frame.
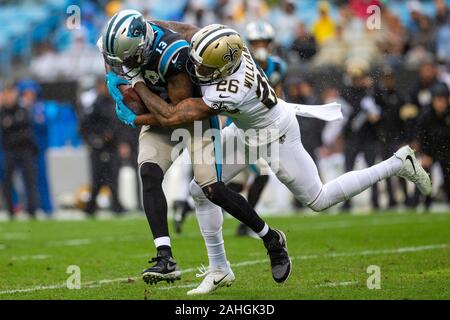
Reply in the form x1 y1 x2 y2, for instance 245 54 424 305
130 72 145 88
123 67 145 88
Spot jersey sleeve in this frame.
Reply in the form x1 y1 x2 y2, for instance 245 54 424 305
158 40 190 80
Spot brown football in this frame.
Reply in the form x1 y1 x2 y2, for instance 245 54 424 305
119 85 149 115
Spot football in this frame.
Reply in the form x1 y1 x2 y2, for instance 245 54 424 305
119 85 149 115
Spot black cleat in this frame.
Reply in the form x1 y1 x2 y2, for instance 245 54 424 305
142 252 181 285
264 229 292 283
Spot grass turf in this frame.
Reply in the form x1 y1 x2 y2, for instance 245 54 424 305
0 212 449 300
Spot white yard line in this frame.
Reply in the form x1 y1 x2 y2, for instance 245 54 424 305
1 243 447 295
286 215 450 230
315 281 359 288
0 284 68 294
11 254 51 261
46 239 92 247
0 233 30 240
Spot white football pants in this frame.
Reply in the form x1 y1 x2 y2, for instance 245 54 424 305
191 117 402 268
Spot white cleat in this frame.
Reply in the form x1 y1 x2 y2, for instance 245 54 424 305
187 263 235 296
394 145 432 196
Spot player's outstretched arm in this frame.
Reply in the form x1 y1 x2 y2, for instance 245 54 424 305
152 20 200 42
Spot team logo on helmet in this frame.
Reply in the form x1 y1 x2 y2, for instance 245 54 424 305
128 16 146 38
223 44 239 63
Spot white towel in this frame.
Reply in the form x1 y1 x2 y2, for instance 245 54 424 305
289 102 343 122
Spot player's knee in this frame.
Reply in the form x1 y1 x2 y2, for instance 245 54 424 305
202 182 227 204
308 202 324 212
140 162 164 192
307 192 329 212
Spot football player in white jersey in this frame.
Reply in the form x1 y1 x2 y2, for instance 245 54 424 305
118 24 432 295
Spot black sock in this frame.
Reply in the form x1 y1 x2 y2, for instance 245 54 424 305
203 182 266 234
157 245 172 257
140 163 169 239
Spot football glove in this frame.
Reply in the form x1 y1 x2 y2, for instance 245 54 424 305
115 101 137 128
105 72 128 102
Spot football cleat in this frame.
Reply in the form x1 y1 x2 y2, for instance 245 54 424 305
187 263 235 295
142 252 181 285
394 146 432 196
264 229 292 283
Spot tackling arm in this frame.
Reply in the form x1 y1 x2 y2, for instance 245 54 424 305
134 79 218 127
134 113 163 126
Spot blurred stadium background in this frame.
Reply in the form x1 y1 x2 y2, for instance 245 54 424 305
0 0 450 220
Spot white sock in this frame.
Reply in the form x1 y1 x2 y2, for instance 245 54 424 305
154 236 171 248
194 200 228 270
310 156 402 211
190 180 229 270
257 223 269 238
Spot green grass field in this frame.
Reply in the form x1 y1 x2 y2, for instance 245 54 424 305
0 212 449 300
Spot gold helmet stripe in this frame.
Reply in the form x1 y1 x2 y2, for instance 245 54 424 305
195 28 239 57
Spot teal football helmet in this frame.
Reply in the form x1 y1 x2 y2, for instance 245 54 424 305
97 10 154 77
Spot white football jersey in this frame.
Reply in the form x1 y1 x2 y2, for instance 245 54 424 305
201 47 295 146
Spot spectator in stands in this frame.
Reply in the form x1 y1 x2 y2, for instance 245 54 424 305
183 0 217 28
404 60 446 208
338 2 364 42
408 15 436 54
436 19 450 64
409 60 444 117
341 66 381 210
380 9 408 68
30 42 59 81
434 0 449 27
271 0 298 49
79 77 125 216
434 0 450 64
17 79 53 215
312 1 336 46
406 0 422 34
312 23 347 69
0 83 39 219
374 67 408 208
290 22 317 62
417 83 450 207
